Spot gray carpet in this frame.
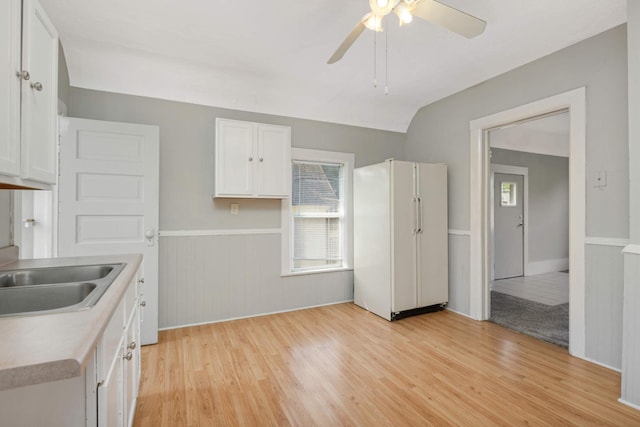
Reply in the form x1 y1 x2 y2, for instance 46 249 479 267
490 291 569 348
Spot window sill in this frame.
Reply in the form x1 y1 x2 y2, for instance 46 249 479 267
281 267 353 278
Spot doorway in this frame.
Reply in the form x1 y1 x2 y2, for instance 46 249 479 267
488 114 570 347
468 87 586 359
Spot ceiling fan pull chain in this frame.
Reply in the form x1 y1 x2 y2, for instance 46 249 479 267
385 17 389 96
373 29 377 88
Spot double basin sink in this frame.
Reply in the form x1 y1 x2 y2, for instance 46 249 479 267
0 263 126 317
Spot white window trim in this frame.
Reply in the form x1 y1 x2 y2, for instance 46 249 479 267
281 148 354 276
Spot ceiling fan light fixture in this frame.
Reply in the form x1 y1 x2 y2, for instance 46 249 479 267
369 0 395 16
363 14 384 32
394 2 414 25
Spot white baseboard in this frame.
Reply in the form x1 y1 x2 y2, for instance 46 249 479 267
618 398 640 411
526 258 569 276
445 307 474 319
159 299 354 331
580 356 621 373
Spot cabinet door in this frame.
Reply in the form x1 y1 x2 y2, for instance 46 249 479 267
256 124 290 197
123 306 140 427
0 0 21 176
215 118 254 196
20 0 58 184
98 342 125 427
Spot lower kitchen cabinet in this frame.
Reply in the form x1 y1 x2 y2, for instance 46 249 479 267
96 269 142 427
0 265 142 427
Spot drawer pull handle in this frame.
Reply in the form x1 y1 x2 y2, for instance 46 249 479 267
128 341 137 350
123 352 133 361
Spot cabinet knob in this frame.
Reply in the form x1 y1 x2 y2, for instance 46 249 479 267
138 278 145 284
259 157 264 162
16 70 30 80
140 300 147 307
248 157 253 162
123 351 133 361
30 82 43 92
128 341 137 350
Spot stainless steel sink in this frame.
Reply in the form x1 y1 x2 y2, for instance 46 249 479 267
0 263 126 317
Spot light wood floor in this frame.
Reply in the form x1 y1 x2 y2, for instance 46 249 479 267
133 303 640 426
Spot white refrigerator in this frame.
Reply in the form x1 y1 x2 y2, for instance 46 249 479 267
353 160 448 320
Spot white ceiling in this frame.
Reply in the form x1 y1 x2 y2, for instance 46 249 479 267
40 0 626 132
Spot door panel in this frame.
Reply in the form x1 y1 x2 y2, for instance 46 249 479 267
58 117 159 345
256 124 289 196
215 119 253 196
417 163 448 306
494 173 524 279
391 161 417 312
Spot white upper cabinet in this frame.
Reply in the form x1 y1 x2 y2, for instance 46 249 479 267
214 118 291 198
0 0 22 177
0 0 58 189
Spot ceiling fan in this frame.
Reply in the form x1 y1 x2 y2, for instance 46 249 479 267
327 0 486 64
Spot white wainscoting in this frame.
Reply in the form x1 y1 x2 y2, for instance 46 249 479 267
621 245 640 408
585 243 625 370
447 232 470 316
158 231 353 329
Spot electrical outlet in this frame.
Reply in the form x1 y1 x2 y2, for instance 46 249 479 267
230 203 239 215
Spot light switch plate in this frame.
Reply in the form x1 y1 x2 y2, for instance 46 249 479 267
230 203 239 215
594 171 607 188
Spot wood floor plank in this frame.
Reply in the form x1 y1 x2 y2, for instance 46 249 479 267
133 303 640 426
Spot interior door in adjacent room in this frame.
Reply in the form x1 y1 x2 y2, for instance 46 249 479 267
494 172 524 279
58 117 159 345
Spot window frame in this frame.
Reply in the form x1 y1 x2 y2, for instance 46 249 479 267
281 148 354 276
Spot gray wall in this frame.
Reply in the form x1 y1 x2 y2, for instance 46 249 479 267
58 42 70 110
405 25 628 368
67 88 405 231
406 25 628 239
66 87 406 328
491 148 569 263
0 192 11 247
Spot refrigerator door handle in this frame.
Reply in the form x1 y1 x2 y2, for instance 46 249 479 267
413 197 419 234
417 196 423 233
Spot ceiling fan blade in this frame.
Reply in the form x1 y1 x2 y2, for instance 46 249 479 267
327 18 367 64
413 0 486 38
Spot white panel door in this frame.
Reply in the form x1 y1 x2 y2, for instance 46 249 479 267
416 163 449 307
494 173 525 279
0 0 21 177
256 124 290 197
391 161 418 313
58 117 159 345
21 0 58 183
215 118 254 196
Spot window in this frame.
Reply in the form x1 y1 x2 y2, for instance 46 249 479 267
282 148 354 275
501 182 517 207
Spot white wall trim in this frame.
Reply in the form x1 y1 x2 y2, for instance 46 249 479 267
622 244 640 254
490 164 529 279
469 87 586 359
158 299 354 331
448 229 471 236
526 258 569 276
585 237 630 247
618 398 640 411
582 356 622 373
445 307 474 319
159 228 281 237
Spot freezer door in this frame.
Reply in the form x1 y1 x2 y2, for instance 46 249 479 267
391 161 419 312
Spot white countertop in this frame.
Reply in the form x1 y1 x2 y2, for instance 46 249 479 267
0 253 143 391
